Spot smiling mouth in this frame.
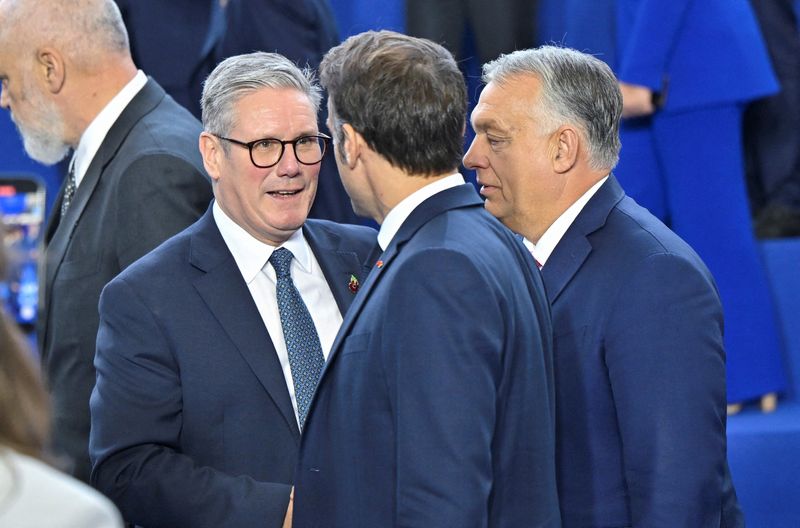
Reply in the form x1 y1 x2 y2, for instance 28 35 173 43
268 190 301 197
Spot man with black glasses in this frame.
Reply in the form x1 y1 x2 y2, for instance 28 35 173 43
88 52 376 528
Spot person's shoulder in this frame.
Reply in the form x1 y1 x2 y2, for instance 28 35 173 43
0 451 123 528
120 82 203 153
113 218 201 284
605 196 705 264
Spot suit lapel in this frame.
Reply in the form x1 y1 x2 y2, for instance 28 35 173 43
303 220 372 316
541 175 625 302
190 208 301 441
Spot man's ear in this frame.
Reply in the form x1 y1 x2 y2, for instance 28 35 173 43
199 132 222 182
37 47 66 94
340 123 361 169
552 125 579 174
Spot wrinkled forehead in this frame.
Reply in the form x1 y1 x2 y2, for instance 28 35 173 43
231 87 319 137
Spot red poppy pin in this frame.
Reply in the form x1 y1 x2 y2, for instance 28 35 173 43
348 274 360 294
376 260 384 268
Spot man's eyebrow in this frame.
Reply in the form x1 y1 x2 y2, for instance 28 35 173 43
472 116 509 134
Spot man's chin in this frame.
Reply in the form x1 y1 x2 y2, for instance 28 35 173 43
22 139 70 166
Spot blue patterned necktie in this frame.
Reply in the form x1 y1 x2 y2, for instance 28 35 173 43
269 247 325 430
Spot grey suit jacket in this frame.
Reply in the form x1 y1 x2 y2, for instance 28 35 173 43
38 78 213 482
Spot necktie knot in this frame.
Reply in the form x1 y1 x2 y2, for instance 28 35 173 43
269 247 294 279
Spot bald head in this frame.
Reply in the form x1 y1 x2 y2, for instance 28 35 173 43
0 0 130 73
0 0 138 152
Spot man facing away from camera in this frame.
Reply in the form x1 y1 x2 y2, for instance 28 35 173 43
292 30 561 528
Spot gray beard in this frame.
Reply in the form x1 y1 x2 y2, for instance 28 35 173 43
11 103 70 166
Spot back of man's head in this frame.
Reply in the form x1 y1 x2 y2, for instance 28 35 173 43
0 0 130 73
201 51 321 146
320 30 466 177
483 46 622 171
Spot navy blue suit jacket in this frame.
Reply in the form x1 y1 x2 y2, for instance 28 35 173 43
545 176 743 527
115 0 216 117
89 207 376 527
294 184 561 528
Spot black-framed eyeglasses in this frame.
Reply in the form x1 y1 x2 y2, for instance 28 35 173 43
215 133 330 168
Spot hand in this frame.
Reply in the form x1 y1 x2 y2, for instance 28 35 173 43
282 487 294 528
619 82 656 118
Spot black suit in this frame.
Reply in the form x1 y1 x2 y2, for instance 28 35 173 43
744 0 800 231
115 0 216 117
406 0 537 65
38 78 213 482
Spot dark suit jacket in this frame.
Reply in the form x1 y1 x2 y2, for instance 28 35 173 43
545 176 743 527
114 0 216 117
294 184 561 528
89 207 376 527
38 78 213 482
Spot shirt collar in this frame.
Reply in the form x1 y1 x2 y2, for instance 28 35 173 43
71 70 148 187
377 173 465 250
526 175 608 267
213 201 312 283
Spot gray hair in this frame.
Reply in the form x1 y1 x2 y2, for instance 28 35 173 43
0 0 130 72
201 52 322 141
483 46 622 170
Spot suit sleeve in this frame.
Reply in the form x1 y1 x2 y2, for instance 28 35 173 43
381 249 502 527
89 278 291 528
604 252 728 527
617 0 694 91
113 153 211 269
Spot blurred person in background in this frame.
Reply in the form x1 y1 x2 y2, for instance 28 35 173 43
744 0 800 238
406 0 537 65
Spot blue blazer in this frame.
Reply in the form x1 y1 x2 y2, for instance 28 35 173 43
539 0 777 111
89 207 376 527
294 184 561 528
617 0 777 111
544 176 743 527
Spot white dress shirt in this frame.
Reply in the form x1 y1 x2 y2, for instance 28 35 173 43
71 70 148 188
523 176 609 267
378 173 466 250
213 202 342 426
